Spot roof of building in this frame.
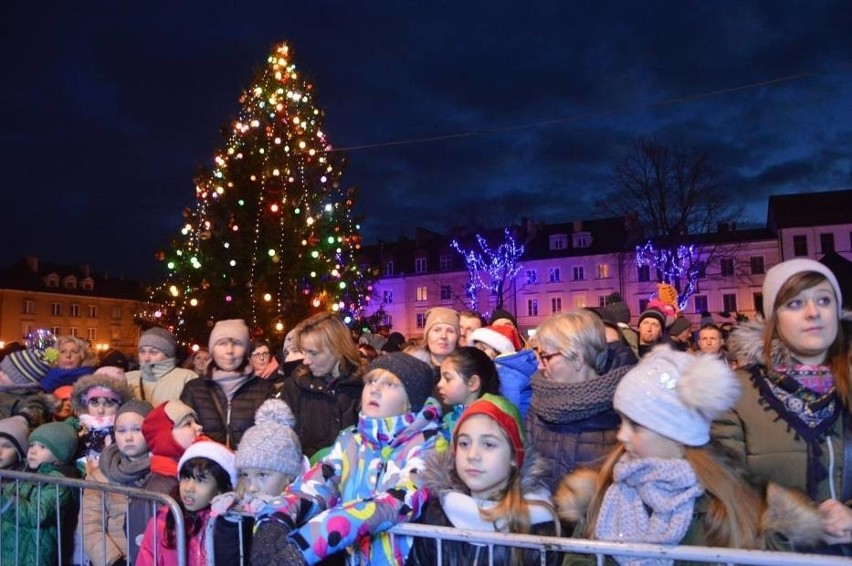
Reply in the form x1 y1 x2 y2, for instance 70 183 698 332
767 189 852 229
0 257 145 300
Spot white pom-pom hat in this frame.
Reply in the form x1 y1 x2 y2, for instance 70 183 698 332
614 346 740 446
235 398 302 477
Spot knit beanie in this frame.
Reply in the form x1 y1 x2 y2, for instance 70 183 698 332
99 350 129 372
667 316 692 337
614 346 740 446
424 307 460 341
489 308 519 329
468 327 516 355
138 327 177 359
143 400 198 460
381 332 406 354
29 421 78 464
638 307 666 329
599 293 631 325
70 372 133 414
454 394 525 468
236 399 302 478
53 385 73 402
178 439 238 489
116 399 154 420
0 415 30 459
209 319 251 351
0 348 51 388
366 352 435 412
762 258 842 317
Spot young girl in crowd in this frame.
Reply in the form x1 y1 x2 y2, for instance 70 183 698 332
410 394 561 565
180 319 274 448
556 347 824 560
468 325 537 419
82 400 153 566
714 258 852 550
1 421 79 566
70 370 133 473
250 352 442 564
132 400 204 561
437 347 500 442
0 415 29 471
137 440 237 565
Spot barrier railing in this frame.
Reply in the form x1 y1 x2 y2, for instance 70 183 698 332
389 523 851 566
0 469 186 566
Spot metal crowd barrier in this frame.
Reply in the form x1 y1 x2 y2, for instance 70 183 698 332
0 468 185 566
389 523 851 566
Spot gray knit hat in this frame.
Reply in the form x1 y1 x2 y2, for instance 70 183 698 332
138 327 177 358
0 415 30 459
29 421 78 464
235 399 302 477
367 352 435 412
116 399 154 420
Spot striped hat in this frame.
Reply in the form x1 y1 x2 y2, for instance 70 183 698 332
0 349 51 388
454 394 525 467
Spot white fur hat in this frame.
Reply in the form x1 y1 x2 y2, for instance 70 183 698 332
178 440 238 489
762 258 842 317
614 346 740 446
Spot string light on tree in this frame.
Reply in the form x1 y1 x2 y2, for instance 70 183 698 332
635 241 700 311
452 229 524 311
139 41 371 343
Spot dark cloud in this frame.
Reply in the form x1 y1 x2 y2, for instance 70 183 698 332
1 1 849 279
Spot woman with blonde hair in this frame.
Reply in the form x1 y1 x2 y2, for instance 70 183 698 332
40 335 98 393
526 309 636 490
277 312 366 458
713 258 851 550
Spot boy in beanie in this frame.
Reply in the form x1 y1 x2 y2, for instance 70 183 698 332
125 327 197 406
249 352 443 564
1 421 79 566
82 399 154 566
0 415 29 470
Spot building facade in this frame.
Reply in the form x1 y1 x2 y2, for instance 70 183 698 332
0 257 145 355
359 190 852 339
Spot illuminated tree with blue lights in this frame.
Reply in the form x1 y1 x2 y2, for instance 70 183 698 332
601 138 740 311
452 229 525 311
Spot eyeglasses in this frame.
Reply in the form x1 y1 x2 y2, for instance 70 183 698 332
538 351 562 364
251 352 270 359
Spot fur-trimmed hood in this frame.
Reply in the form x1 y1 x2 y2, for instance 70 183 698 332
728 311 852 369
419 445 550 498
70 372 133 413
554 468 825 548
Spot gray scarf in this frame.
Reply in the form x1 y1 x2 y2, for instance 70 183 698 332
595 456 704 566
140 358 177 382
530 364 630 424
98 443 151 485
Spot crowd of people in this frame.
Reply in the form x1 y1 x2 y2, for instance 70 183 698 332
0 257 849 565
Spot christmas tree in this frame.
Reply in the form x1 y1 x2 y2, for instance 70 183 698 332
142 42 370 345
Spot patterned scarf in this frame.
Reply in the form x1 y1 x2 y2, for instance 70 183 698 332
530 364 631 424
751 363 840 498
595 456 704 566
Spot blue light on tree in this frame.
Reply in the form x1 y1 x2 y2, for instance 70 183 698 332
635 241 700 311
452 229 524 310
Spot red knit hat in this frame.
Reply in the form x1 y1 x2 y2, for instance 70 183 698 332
142 400 197 460
453 394 525 468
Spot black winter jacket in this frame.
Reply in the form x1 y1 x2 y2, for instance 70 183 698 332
276 361 365 458
180 374 274 449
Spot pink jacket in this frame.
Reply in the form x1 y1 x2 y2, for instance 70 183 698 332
136 506 210 566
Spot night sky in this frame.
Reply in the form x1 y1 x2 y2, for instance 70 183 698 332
3 1 850 281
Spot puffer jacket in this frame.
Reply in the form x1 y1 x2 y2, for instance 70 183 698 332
180 372 274 449
0 464 78 566
409 448 561 566
494 349 536 420
252 398 443 565
711 317 850 502
276 360 365 457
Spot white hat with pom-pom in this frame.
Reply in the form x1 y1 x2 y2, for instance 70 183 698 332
614 345 740 446
235 398 302 477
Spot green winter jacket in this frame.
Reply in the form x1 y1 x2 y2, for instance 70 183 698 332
0 464 78 566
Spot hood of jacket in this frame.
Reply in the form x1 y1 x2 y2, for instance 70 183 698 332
495 348 537 373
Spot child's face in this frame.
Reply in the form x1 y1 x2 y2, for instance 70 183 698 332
472 342 499 360
454 414 513 500
54 398 73 420
27 441 58 469
0 437 20 469
617 415 684 459
238 468 292 499
437 359 479 407
172 415 203 449
179 472 221 512
86 396 120 417
115 413 148 460
361 369 410 418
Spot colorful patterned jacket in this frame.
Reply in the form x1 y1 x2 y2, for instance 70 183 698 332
256 398 443 565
